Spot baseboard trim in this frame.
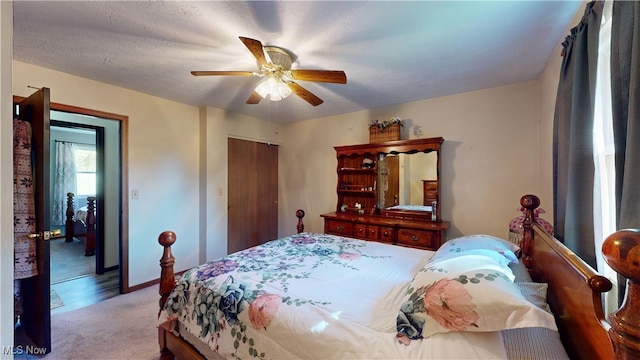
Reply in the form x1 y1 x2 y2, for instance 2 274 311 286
127 269 187 293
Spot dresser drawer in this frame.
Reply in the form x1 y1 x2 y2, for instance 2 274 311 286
326 220 354 236
379 226 394 243
365 225 379 240
397 228 436 249
355 224 380 240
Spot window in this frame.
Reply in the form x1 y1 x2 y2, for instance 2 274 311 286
74 145 96 196
593 0 617 314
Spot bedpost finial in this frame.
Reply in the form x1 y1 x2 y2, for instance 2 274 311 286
296 209 305 234
158 231 177 247
520 194 540 210
602 229 640 283
602 229 640 359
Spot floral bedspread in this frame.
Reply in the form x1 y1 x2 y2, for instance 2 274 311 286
158 233 509 360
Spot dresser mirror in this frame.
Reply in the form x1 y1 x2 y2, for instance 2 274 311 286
332 137 442 221
378 152 438 209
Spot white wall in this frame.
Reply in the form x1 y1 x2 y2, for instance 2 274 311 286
536 1 589 221
537 52 561 221
279 81 542 239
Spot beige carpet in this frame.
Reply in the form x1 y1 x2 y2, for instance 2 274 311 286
17 285 161 360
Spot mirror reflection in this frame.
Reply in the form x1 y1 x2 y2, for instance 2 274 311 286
378 152 437 209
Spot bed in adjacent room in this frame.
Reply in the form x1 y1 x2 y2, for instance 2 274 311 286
156 195 640 359
64 192 96 256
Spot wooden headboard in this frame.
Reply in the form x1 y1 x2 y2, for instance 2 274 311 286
520 194 640 359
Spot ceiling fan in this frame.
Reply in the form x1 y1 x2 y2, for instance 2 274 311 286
191 37 347 106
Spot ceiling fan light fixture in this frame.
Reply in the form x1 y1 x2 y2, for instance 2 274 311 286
255 77 292 101
192 37 345 106
263 46 292 69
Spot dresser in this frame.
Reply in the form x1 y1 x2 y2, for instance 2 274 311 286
323 137 449 251
321 212 449 251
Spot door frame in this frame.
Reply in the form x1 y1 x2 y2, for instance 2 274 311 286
12 96 130 292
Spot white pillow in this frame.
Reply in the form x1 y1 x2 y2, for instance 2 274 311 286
426 249 515 281
435 234 521 263
396 258 556 344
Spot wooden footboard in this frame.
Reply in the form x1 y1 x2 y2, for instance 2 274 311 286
157 209 306 360
520 194 640 360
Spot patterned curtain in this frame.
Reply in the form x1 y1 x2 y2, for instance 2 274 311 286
52 141 77 225
13 119 38 279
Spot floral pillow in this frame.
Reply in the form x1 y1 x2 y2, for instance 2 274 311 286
433 234 521 264
396 260 557 345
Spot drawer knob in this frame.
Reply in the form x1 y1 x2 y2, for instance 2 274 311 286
337 225 344 231
410 235 420 241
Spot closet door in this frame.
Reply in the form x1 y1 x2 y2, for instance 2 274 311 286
228 138 278 254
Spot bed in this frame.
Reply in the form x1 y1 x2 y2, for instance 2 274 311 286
157 195 640 359
64 192 96 256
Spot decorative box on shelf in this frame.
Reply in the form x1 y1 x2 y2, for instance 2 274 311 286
369 123 400 143
368 117 404 143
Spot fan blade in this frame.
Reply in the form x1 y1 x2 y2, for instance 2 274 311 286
191 71 254 76
287 82 323 106
239 37 269 66
246 91 263 104
290 70 347 84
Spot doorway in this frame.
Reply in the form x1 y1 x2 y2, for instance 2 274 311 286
12 91 129 352
47 110 123 314
49 124 98 285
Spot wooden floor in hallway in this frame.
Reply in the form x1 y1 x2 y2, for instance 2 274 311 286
51 270 120 316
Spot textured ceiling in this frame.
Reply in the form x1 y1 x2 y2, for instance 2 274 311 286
13 1 582 123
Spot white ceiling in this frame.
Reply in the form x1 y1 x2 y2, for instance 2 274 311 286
13 1 582 123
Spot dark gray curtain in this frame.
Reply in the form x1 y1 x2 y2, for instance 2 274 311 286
611 0 640 303
611 1 640 230
553 1 603 268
